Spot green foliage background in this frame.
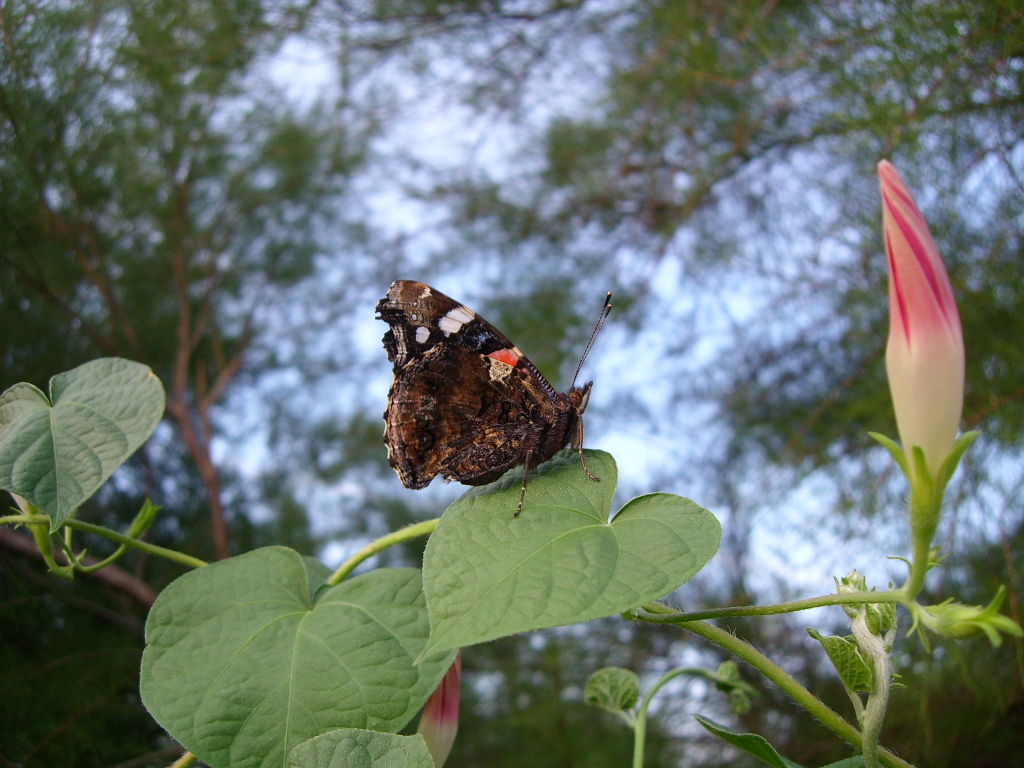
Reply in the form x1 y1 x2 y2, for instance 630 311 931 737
2 1 1022 766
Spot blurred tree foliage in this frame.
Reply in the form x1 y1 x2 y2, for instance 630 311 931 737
2 0 1022 766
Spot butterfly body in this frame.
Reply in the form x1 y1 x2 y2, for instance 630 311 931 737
376 280 596 505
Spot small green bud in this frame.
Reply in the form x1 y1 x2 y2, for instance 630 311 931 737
916 587 1023 646
866 600 897 637
836 570 867 619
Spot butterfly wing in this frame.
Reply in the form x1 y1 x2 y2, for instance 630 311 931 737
376 280 574 488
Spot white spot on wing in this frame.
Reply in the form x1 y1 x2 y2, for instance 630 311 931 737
438 316 460 334
448 305 475 324
415 326 430 344
419 285 432 299
438 305 476 334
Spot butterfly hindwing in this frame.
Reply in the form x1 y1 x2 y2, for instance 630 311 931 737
382 344 567 487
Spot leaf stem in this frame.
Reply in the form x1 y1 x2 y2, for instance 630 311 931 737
169 751 197 768
635 590 904 624
637 604 915 768
327 518 440 586
633 667 692 768
1 514 208 569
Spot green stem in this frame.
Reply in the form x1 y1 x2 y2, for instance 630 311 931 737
902 448 941 601
632 667 721 768
633 667 692 768
902 520 935 601
2 514 208 569
28 519 75 580
8 497 74 579
635 590 904 624
638 604 915 768
852 612 892 768
326 518 440 586
169 751 197 768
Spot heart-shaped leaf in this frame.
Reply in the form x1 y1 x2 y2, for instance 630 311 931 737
0 358 165 530
421 450 721 657
288 729 435 768
141 547 456 768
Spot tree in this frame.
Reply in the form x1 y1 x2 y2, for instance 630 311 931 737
0 0 374 560
3 0 1022 765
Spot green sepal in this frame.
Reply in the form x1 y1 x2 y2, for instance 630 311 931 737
867 432 910 479
910 446 933 496
128 499 161 537
904 602 932 652
934 431 980 497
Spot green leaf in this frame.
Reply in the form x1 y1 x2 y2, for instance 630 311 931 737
807 629 873 693
693 715 804 768
0 358 165 531
140 547 456 768
421 450 721 656
584 667 640 713
820 759 866 768
288 729 435 768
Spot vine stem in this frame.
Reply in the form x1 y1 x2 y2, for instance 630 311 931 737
169 750 197 767
636 604 915 768
326 518 440 586
634 590 905 624
1 514 208 569
633 668 700 768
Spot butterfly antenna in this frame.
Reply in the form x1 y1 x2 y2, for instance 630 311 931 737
570 291 612 388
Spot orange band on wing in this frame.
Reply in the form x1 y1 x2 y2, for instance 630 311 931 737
487 348 520 367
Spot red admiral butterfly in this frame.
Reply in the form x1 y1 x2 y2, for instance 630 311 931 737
376 280 611 516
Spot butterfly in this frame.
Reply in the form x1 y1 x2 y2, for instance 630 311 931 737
376 280 611 515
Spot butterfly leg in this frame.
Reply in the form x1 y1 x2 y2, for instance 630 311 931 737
574 418 600 482
514 451 533 518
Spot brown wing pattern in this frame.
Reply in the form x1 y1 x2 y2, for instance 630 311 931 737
376 280 561 397
382 345 575 488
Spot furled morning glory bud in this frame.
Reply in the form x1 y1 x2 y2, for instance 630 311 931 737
418 651 461 767
880 160 965 480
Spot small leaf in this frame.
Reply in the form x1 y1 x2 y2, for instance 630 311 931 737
807 629 873 693
421 451 720 656
141 547 456 768
288 729 435 768
712 662 758 715
694 715 803 768
0 358 165 530
584 667 640 713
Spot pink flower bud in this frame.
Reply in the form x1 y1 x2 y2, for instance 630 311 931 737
879 160 965 478
418 652 461 767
